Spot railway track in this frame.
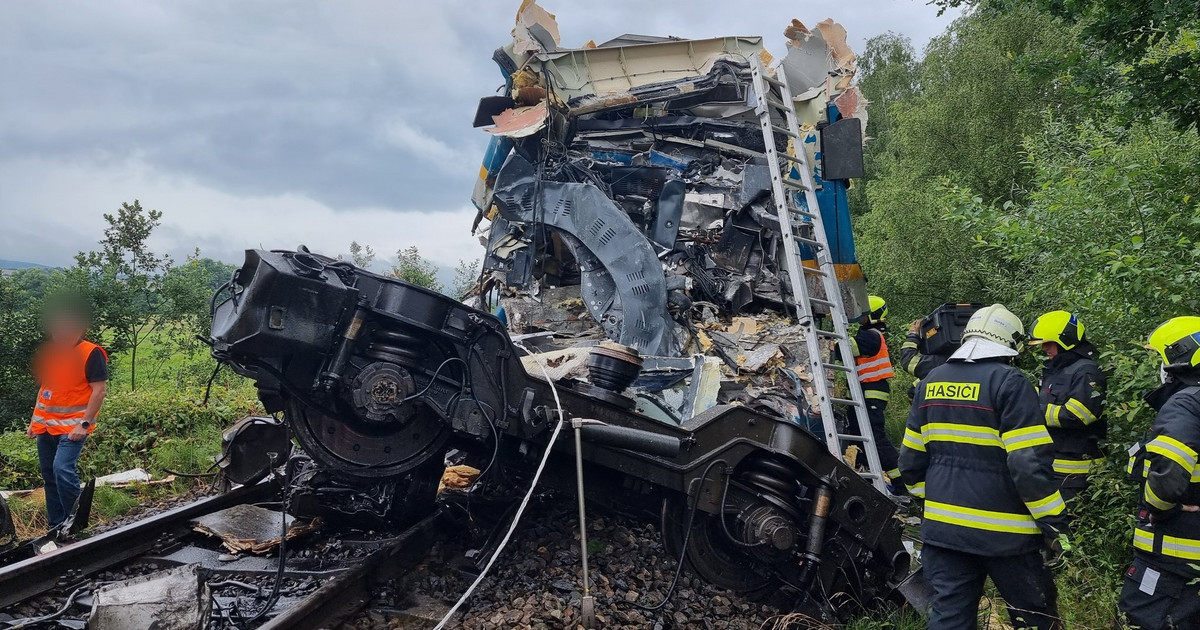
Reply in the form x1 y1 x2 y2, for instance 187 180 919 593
0 483 448 629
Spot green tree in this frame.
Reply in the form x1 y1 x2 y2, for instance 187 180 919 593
348 241 376 268
854 7 1082 321
849 33 920 217
938 0 1200 130
389 246 441 292
66 200 183 390
0 277 42 428
450 259 480 300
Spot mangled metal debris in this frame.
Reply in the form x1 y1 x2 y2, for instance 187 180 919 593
190 504 319 555
207 2 910 620
471 2 872 422
88 564 210 630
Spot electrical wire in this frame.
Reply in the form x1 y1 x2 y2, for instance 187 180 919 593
232 448 293 628
621 458 726 613
431 344 568 630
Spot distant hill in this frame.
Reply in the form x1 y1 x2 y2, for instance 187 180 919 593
0 259 51 270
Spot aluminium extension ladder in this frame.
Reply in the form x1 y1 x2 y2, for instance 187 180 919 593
745 57 888 494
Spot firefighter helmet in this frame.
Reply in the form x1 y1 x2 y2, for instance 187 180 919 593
866 295 888 325
1147 316 1200 370
1028 310 1084 350
962 304 1025 351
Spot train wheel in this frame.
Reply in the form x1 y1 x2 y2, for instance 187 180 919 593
660 497 777 594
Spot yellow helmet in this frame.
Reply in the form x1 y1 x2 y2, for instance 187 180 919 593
1147 316 1200 369
867 295 888 324
1028 310 1084 350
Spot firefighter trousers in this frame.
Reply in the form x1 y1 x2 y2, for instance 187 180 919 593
1120 556 1200 630
924 544 1060 630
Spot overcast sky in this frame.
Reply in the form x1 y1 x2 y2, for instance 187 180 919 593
0 0 960 276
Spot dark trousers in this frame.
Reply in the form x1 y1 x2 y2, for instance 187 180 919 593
923 544 1060 630
866 398 900 475
36 433 86 529
1120 556 1200 630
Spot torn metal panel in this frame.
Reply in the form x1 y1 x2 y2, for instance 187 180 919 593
484 101 549 138
190 504 319 555
89 564 211 630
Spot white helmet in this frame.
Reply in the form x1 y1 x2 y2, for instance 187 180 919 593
952 304 1024 361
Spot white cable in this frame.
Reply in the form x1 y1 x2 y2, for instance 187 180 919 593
432 344 567 630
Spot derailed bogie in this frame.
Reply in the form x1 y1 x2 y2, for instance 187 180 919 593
210 249 908 613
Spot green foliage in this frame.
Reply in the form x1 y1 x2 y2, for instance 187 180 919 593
78 385 260 480
347 241 376 268
63 201 180 390
91 485 141 520
854 7 1083 324
0 277 42 427
0 430 41 489
945 116 1200 340
390 245 442 292
451 258 481 299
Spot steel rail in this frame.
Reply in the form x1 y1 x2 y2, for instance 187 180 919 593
0 480 279 608
257 508 443 630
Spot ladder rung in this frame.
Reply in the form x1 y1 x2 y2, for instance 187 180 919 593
799 266 827 278
858 472 883 480
766 95 788 111
781 177 809 189
790 208 818 219
835 433 867 441
793 234 822 248
771 125 799 139
831 397 863 407
776 152 804 164
822 362 853 373
807 295 835 306
814 330 841 339
759 72 785 88
706 139 764 159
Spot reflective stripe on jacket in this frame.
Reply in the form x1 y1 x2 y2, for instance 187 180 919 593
1131 384 1200 571
1037 345 1106 486
31 340 106 435
853 327 894 383
898 359 1066 556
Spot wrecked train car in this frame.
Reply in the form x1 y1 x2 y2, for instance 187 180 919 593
472 6 870 368
210 249 909 618
209 3 911 621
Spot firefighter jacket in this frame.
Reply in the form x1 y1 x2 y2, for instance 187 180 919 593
1037 343 1107 483
31 340 106 436
851 325 894 402
899 358 1067 556
900 331 950 398
1129 378 1200 574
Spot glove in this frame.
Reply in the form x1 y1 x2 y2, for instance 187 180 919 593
908 319 922 334
1042 533 1071 567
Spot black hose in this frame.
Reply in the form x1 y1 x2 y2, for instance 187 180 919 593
717 468 767 548
621 458 726 613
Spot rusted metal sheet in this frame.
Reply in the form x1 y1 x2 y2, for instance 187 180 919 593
190 504 319 555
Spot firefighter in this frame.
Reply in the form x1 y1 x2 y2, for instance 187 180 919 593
27 299 107 535
1119 316 1200 629
1028 311 1107 505
900 317 951 399
850 295 902 489
899 304 1066 630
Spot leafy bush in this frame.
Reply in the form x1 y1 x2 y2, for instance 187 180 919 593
0 383 260 490
78 384 261 480
0 430 41 489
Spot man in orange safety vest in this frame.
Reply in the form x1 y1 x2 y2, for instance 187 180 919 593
27 299 107 534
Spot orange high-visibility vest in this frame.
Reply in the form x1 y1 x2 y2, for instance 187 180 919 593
31 340 106 435
855 329 895 383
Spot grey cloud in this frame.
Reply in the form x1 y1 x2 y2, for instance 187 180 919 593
0 0 957 268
